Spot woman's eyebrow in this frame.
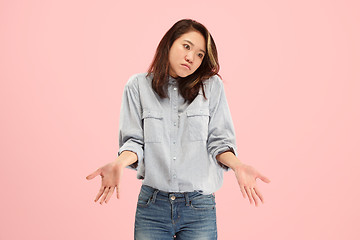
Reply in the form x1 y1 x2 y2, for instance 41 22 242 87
184 40 206 54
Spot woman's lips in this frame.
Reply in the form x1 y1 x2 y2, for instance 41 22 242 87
181 64 190 70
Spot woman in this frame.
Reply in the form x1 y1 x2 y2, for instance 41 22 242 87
86 18 270 239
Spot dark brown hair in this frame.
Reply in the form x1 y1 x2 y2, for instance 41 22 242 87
146 19 221 104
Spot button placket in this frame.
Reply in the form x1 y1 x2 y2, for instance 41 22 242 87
169 81 178 188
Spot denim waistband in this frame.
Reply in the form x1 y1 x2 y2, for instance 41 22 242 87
140 184 215 207
141 184 211 197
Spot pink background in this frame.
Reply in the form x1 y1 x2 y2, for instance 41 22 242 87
1 0 359 239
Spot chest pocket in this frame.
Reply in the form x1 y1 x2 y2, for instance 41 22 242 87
186 108 210 141
142 110 163 143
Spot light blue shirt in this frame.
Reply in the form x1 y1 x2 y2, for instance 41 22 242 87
117 72 238 194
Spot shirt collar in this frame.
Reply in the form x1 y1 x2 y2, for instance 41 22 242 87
168 75 178 85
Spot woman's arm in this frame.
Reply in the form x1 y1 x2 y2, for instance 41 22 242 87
216 151 271 207
215 150 244 170
115 150 138 168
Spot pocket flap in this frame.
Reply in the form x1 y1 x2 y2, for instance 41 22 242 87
186 108 210 117
142 110 163 119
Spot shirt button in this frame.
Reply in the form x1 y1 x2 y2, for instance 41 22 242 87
174 122 176 126
173 157 176 160
174 87 177 91
170 196 176 200
173 141 176 144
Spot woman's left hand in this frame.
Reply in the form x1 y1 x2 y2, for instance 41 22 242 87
233 163 271 207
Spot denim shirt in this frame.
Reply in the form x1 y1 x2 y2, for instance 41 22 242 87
117 72 238 194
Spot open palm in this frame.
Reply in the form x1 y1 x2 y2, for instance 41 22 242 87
86 161 123 204
233 163 271 207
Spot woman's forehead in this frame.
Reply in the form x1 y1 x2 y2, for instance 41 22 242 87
178 31 206 51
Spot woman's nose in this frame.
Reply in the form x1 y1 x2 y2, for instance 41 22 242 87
185 52 194 63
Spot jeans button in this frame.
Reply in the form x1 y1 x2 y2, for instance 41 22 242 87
170 196 176 200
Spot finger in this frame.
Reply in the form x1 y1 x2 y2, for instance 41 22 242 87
86 168 101 180
239 184 246 199
100 187 111 204
253 187 264 204
104 187 115 204
94 186 105 202
116 185 120 199
250 188 259 207
244 186 253 204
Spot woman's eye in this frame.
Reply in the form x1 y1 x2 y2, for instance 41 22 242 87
198 53 204 58
184 44 190 49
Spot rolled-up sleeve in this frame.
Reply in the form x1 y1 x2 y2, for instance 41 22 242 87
117 75 144 175
207 76 238 171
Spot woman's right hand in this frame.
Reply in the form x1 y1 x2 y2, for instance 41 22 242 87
86 160 124 204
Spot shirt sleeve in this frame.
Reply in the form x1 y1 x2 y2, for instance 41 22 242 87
207 75 238 171
117 75 144 174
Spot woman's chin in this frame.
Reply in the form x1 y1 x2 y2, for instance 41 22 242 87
176 71 192 78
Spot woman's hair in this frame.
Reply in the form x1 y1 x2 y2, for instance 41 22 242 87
147 18 220 103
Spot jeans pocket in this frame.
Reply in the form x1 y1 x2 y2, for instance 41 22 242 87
137 187 154 208
186 108 210 141
190 194 216 210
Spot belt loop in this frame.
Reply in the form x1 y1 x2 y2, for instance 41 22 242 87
151 190 159 203
184 193 190 206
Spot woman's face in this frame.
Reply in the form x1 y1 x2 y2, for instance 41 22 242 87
168 30 206 78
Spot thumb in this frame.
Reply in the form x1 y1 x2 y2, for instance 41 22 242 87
258 173 271 183
86 168 101 180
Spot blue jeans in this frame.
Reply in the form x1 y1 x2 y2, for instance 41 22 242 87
134 184 217 240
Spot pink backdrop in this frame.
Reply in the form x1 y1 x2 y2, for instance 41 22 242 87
1 0 359 239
